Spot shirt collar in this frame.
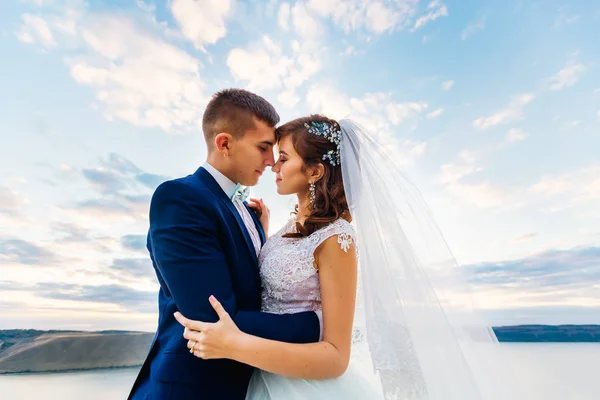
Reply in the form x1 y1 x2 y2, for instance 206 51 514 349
202 161 239 199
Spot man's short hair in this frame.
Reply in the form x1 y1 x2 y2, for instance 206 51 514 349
202 88 280 148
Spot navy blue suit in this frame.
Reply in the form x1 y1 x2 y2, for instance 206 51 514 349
129 166 320 399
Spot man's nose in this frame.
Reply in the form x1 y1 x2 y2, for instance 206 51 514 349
265 152 275 166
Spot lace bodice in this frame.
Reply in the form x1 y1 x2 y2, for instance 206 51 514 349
259 217 356 314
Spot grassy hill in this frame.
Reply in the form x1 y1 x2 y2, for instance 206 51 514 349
0 330 153 374
1 325 598 374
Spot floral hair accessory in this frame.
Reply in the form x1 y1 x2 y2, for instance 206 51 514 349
303 121 342 166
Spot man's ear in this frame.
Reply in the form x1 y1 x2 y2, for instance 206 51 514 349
214 133 233 156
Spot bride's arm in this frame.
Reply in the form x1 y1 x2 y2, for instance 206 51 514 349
176 234 357 380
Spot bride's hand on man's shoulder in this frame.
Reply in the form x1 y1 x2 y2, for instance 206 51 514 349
248 197 269 232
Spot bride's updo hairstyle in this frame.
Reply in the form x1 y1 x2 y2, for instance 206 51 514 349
276 114 351 238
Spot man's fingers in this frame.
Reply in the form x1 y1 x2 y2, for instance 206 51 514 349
209 295 230 320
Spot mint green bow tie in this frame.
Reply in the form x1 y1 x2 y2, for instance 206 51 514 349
231 183 250 202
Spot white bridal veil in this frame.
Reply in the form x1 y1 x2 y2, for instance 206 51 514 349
339 119 526 400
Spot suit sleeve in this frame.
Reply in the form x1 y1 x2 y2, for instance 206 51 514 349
149 181 320 344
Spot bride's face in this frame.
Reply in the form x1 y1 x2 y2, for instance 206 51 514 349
272 136 311 196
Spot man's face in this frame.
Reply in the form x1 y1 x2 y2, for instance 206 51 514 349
228 117 276 186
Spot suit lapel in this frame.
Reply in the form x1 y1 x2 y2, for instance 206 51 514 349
194 167 258 266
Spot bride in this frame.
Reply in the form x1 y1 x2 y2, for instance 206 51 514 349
174 115 525 399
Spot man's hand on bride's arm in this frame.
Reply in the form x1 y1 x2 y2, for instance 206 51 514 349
247 197 269 236
174 295 246 360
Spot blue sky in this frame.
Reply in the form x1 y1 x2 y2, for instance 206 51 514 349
0 0 599 331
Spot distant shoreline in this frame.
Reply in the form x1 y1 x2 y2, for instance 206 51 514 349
1 326 599 375
2 365 142 376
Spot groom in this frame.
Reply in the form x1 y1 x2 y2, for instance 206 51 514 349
128 89 321 399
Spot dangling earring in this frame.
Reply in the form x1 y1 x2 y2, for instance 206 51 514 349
309 180 316 206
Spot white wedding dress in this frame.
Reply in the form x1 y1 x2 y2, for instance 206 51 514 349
245 216 385 400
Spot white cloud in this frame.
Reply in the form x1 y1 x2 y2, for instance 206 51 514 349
530 164 600 205
554 13 580 27
16 13 56 48
365 2 406 34
291 2 322 39
19 0 55 5
513 233 537 242
278 3 291 30
549 64 585 90
262 1 426 105
306 84 353 118
341 46 364 57
227 37 291 90
442 80 454 90
227 36 321 107
457 149 477 165
506 128 527 142
446 182 513 209
277 90 300 107
438 150 514 209
473 93 535 129
461 16 486 40
305 0 420 35
398 139 427 164
412 0 448 31
439 161 482 185
136 0 156 13
440 150 477 176
529 175 573 197
0 186 29 215
170 0 233 50
226 2 325 106
72 16 206 132
386 101 428 125
17 6 208 133
427 107 443 118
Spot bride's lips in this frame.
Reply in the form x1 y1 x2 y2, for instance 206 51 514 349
275 177 282 183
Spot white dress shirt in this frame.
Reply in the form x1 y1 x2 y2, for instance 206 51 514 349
202 162 262 256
